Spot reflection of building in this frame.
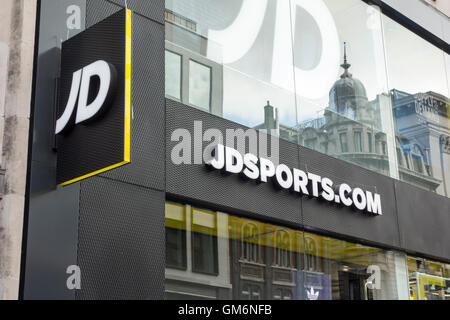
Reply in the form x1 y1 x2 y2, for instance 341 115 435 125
391 89 450 196
256 45 448 194
166 204 403 301
165 203 232 299
230 219 299 300
165 9 224 116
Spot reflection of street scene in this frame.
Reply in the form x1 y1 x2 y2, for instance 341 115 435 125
164 6 449 197
255 46 449 195
165 202 450 300
162 1 450 302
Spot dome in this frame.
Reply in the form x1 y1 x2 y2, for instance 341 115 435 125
328 44 368 119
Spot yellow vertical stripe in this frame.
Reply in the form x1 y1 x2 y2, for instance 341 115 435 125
124 9 132 163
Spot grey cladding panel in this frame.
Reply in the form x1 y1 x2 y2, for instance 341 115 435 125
299 145 401 248
396 181 450 261
77 177 165 300
23 180 80 300
166 99 302 225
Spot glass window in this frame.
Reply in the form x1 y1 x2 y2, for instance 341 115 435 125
382 141 387 156
305 138 317 151
165 202 187 269
241 222 261 263
354 131 362 152
396 148 403 166
340 132 348 153
165 0 450 198
407 256 450 300
191 208 218 275
367 133 373 153
165 50 182 100
383 15 449 197
165 201 410 300
189 60 211 111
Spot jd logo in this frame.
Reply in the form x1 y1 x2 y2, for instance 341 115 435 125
55 60 117 135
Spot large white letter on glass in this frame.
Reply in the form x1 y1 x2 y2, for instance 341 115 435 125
207 0 268 64
271 0 340 99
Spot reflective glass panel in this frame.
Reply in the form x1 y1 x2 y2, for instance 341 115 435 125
165 202 409 300
165 50 182 100
383 15 450 197
165 0 297 131
164 0 450 198
407 256 450 300
189 60 211 111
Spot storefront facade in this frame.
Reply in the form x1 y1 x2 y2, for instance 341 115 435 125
21 0 450 300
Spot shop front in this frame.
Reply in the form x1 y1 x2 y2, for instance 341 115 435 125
21 0 450 300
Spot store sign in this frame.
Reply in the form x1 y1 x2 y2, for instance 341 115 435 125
205 144 382 216
55 9 132 186
55 60 117 134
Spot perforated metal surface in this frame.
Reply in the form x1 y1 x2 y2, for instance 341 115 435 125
166 99 407 250
87 0 166 191
396 180 450 260
166 99 302 225
75 0 166 300
298 145 401 248
101 13 166 191
77 177 165 300
56 9 127 185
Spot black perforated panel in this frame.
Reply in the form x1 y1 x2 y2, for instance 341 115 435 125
87 0 166 191
166 100 405 250
77 177 165 300
100 13 165 191
396 181 450 261
75 0 166 300
166 100 302 225
298 145 401 249
56 9 127 185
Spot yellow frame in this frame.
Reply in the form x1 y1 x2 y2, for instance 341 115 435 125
60 9 132 186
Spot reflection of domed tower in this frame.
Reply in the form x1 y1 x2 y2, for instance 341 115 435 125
326 43 375 127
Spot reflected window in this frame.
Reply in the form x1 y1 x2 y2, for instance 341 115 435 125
242 222 261 263
165 202 413 300
165 50 182 100
274 230 292 268
381 142 387 155
340 132 348 153
165 9 197 32
412 155 423 174
165 203 187 269
367 133 373 153
189 60 211 111
191 209 218 275
305 138 317 151
354 132 362 152
242 284 262 300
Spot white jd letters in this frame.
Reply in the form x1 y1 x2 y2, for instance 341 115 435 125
55 60 116 134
